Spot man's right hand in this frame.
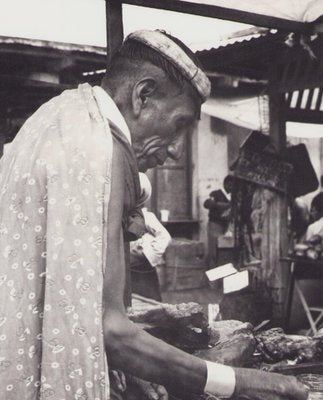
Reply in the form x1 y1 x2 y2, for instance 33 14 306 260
234 368 309 400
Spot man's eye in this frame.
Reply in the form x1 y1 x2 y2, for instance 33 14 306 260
176 120 186 130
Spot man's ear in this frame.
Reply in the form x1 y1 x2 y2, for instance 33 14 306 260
132 78 157 117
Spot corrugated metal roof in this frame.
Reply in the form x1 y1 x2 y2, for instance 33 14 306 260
192 27 273 51
196 28 281 55
198 31 323 92
196 29 290 81
190 33 266 51
0 36 106 55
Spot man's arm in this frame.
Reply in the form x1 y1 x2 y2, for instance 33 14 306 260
102 142 308 399
103 142 206 396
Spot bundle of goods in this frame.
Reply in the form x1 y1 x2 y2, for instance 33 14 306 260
196 320 255 367
111 304 323 400
255 328 323 368
127 302 210 353
292 234 323 260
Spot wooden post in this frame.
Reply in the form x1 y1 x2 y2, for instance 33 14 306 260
269 93 286 152
105 0 133 308
0 110 8 158
105 0 124 64
0 131 5 158
261 85 289 325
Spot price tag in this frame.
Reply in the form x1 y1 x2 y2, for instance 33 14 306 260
223 270 249 294
205 263 237 282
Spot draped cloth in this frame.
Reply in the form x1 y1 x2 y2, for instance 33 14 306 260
0 83 127 399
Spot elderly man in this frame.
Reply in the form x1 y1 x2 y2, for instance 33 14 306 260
0 30 307 400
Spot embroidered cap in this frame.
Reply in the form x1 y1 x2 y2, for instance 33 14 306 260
125 29 211 102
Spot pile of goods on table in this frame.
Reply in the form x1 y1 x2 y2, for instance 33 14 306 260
109 301 323 400
292 234 323 260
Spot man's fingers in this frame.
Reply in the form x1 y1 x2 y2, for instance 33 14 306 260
119 371 127 391
152 383 169 400
235 368 310 400
287 377 309 400
111 370 127 392
267 375 309 400
133 378 159 400
144 385 159 400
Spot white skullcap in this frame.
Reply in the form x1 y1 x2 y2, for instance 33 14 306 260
125 29 211 102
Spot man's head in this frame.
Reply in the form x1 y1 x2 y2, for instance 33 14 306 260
102 30 210 172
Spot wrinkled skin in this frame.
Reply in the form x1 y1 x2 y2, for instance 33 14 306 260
122 75 199 172
110 370 168 400
129 377 168 400
234 368 309 400
111 370 127 393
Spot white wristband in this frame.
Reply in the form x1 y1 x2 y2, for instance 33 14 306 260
204 361 236 398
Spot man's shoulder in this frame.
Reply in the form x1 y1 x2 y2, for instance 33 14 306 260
111 137 126 175
27 87 81 123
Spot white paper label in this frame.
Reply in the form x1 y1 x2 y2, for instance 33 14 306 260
205 263 237 282
223 270 249 294
208 303 220 325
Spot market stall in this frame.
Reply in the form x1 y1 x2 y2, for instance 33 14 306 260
106 294 323 399
105 0 323 322
196 26 323 324
103 1 323 398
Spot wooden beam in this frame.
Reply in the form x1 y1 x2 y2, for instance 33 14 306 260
260 74 289 325
0 75 72 90
106 0 124 64
0 47 106 63
305 88 315 110
106 1 132 307
0 114 7 157
315 88 323 111
287 109 323 124
269 92 286 151
272 57 323 93
122 0 309 33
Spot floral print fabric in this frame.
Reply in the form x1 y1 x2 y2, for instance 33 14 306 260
0 83 114 399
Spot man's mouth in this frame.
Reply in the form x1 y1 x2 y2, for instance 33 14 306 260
137 157 157 172
146 157 158 168
138 150 167 172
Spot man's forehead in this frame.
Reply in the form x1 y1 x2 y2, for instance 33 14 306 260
171 97 200 121
171 83 201 120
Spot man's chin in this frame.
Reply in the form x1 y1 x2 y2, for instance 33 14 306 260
138 159 157 172
138 161 149 173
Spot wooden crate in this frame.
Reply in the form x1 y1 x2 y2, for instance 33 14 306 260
161 239 207 291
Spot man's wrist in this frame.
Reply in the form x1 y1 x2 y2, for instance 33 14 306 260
204 361 236 398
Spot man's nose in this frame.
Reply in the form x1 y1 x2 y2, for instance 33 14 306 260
167 136 184 161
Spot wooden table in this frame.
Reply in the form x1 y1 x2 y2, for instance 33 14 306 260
284 257 323 335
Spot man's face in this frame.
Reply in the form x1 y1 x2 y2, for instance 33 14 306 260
131 83 199 172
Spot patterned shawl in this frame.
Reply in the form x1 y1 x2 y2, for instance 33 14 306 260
0 83 120 399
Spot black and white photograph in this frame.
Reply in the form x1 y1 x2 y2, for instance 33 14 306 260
0 1 322 399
